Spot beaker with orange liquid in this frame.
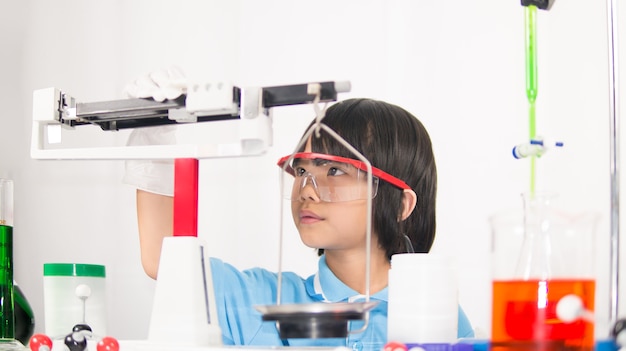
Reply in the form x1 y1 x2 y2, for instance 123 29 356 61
490 193 599 351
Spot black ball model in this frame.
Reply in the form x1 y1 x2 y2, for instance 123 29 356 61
64 331 87 351
613 319 626 348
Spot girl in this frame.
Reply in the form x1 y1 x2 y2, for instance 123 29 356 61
126 85 474 349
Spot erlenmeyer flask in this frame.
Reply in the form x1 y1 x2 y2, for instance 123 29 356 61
490 193 599 351
14 283 34 345
515 192 555 280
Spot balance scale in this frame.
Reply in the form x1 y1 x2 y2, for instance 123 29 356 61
30 80 379 351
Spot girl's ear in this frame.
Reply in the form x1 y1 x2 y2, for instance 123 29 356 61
399 189 417 221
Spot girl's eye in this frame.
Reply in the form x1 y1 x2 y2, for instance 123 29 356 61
327 166 347 177
294 166 306 177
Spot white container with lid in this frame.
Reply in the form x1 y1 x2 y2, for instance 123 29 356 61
43 263 107 338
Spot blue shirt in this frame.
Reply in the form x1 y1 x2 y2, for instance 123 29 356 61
210 255 474 351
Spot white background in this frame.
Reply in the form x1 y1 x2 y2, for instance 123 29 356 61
1 0 625 342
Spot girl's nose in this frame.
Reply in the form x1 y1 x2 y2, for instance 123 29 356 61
297 174 322 202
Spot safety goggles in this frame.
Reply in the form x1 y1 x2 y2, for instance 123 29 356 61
277 152 411 202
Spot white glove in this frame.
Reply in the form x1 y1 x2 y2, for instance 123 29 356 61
122 125 177 196
124 66 188 102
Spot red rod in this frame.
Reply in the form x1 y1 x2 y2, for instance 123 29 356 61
173 158 199 237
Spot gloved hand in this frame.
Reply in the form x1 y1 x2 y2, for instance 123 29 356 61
122 66 187 196
124 66 188 102
122 125 177 196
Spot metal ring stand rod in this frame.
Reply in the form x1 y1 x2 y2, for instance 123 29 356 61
606 0 621 327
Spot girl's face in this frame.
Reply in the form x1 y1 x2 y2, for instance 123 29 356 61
290 142 370 253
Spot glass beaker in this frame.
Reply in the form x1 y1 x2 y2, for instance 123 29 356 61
490 193 599 351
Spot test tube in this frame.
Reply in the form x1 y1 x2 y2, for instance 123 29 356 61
0 179 16 342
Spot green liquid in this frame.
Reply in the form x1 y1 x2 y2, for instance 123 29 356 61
525 6 538 105
529 102 536 196
0 225 14 340
525 5 538 196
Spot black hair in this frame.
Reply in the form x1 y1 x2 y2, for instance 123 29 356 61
300 98 438 260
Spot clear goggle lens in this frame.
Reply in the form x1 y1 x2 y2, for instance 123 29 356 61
281 157 379 203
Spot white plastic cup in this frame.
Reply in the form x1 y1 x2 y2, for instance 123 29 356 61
387 253 458 344
43 263 107 338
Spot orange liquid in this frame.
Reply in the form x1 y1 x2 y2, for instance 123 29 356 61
491 279 595 351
